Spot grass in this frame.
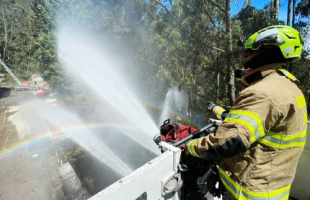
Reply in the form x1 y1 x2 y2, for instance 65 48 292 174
0 82 15 89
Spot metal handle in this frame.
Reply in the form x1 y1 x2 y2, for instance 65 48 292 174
163 173 183 196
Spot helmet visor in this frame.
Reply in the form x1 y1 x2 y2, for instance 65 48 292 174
252 34 286 50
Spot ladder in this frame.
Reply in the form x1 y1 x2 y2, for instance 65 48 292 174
0 58 22 87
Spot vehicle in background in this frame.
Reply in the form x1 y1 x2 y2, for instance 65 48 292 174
0 58 34 92
32 74 47 90
34 82 48 90
0 59 49 92
36 88 51 98
15 85 33 91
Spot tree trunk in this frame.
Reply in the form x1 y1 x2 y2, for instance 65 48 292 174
205 0 235 105
274 0 279 23
287 0 293 72
216 53 220 101
292 0 296 27
215 20 221 102
226 0 235 105
27 36 32 71
1 6 8 60
287 0 292 26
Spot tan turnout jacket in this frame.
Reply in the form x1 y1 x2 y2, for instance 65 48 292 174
187 63 307 200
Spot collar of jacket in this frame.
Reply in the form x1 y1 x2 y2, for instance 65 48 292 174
240 63 299 86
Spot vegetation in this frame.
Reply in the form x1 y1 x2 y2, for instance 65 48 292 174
0 0 309 120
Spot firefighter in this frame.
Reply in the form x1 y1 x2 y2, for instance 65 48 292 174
186 25 307 199
206 68 249 121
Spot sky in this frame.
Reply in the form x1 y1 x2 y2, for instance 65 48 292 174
231 0 302 25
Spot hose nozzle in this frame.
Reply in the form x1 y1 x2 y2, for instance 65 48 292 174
153 133 161 145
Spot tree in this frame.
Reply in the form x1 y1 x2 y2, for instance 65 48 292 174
205 0 235 105
287 0 292 26
0 0 33 80
234 5 278 38
274 0 279 22
295 0 310 20
0 0 308 121
291 0 310 113
30 0 57 79
150 0 233 117
292 0 296 26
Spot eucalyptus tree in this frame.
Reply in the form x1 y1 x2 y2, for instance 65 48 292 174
0 0 34 81
149 0 235 121
234 5 279 39
295 0 310 21
273 0 279 22
287 0 292 26
30 0 58 83
291 0 310 112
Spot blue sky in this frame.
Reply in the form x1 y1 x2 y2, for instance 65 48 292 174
231 0 302 25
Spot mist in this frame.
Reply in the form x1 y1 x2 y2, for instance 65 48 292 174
35 21 170 180
51 1 191 193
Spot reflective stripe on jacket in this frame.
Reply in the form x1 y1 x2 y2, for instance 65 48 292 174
219 168 290 200
212 105 227 120
188 63 307 199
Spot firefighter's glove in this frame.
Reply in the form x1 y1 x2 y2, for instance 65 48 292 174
185 139 201 158
207 101 216 111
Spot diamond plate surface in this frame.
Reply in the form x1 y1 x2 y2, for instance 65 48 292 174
59 162 91 200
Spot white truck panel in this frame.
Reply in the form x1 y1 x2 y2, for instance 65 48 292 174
91 120 310 200
90 143 182 200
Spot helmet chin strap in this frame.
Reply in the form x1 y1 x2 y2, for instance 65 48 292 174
244 48 286 70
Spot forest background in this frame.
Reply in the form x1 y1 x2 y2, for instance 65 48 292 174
0 0 310 124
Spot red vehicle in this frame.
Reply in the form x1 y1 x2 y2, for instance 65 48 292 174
15 86 33 91
36 88 51 98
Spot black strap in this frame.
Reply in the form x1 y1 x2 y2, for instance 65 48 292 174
244 71 263 85
172 123 179 138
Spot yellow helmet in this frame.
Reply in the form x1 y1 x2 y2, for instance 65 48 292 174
245 25 304 62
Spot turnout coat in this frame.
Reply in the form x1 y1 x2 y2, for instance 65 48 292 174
187 63 307 200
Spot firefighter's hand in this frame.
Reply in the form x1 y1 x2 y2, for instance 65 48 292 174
207 101 216 111
184 139 201 158
180 143 190 157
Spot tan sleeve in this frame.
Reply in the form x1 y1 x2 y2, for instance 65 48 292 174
212 106 226 120
192 88 282 160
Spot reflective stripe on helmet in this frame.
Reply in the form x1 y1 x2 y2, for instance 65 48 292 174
219 168 291 200
224 110 265 144
259 128 307 149
187 139 200 157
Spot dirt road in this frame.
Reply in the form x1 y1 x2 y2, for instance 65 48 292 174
0 90 64 200
0 90 158 200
